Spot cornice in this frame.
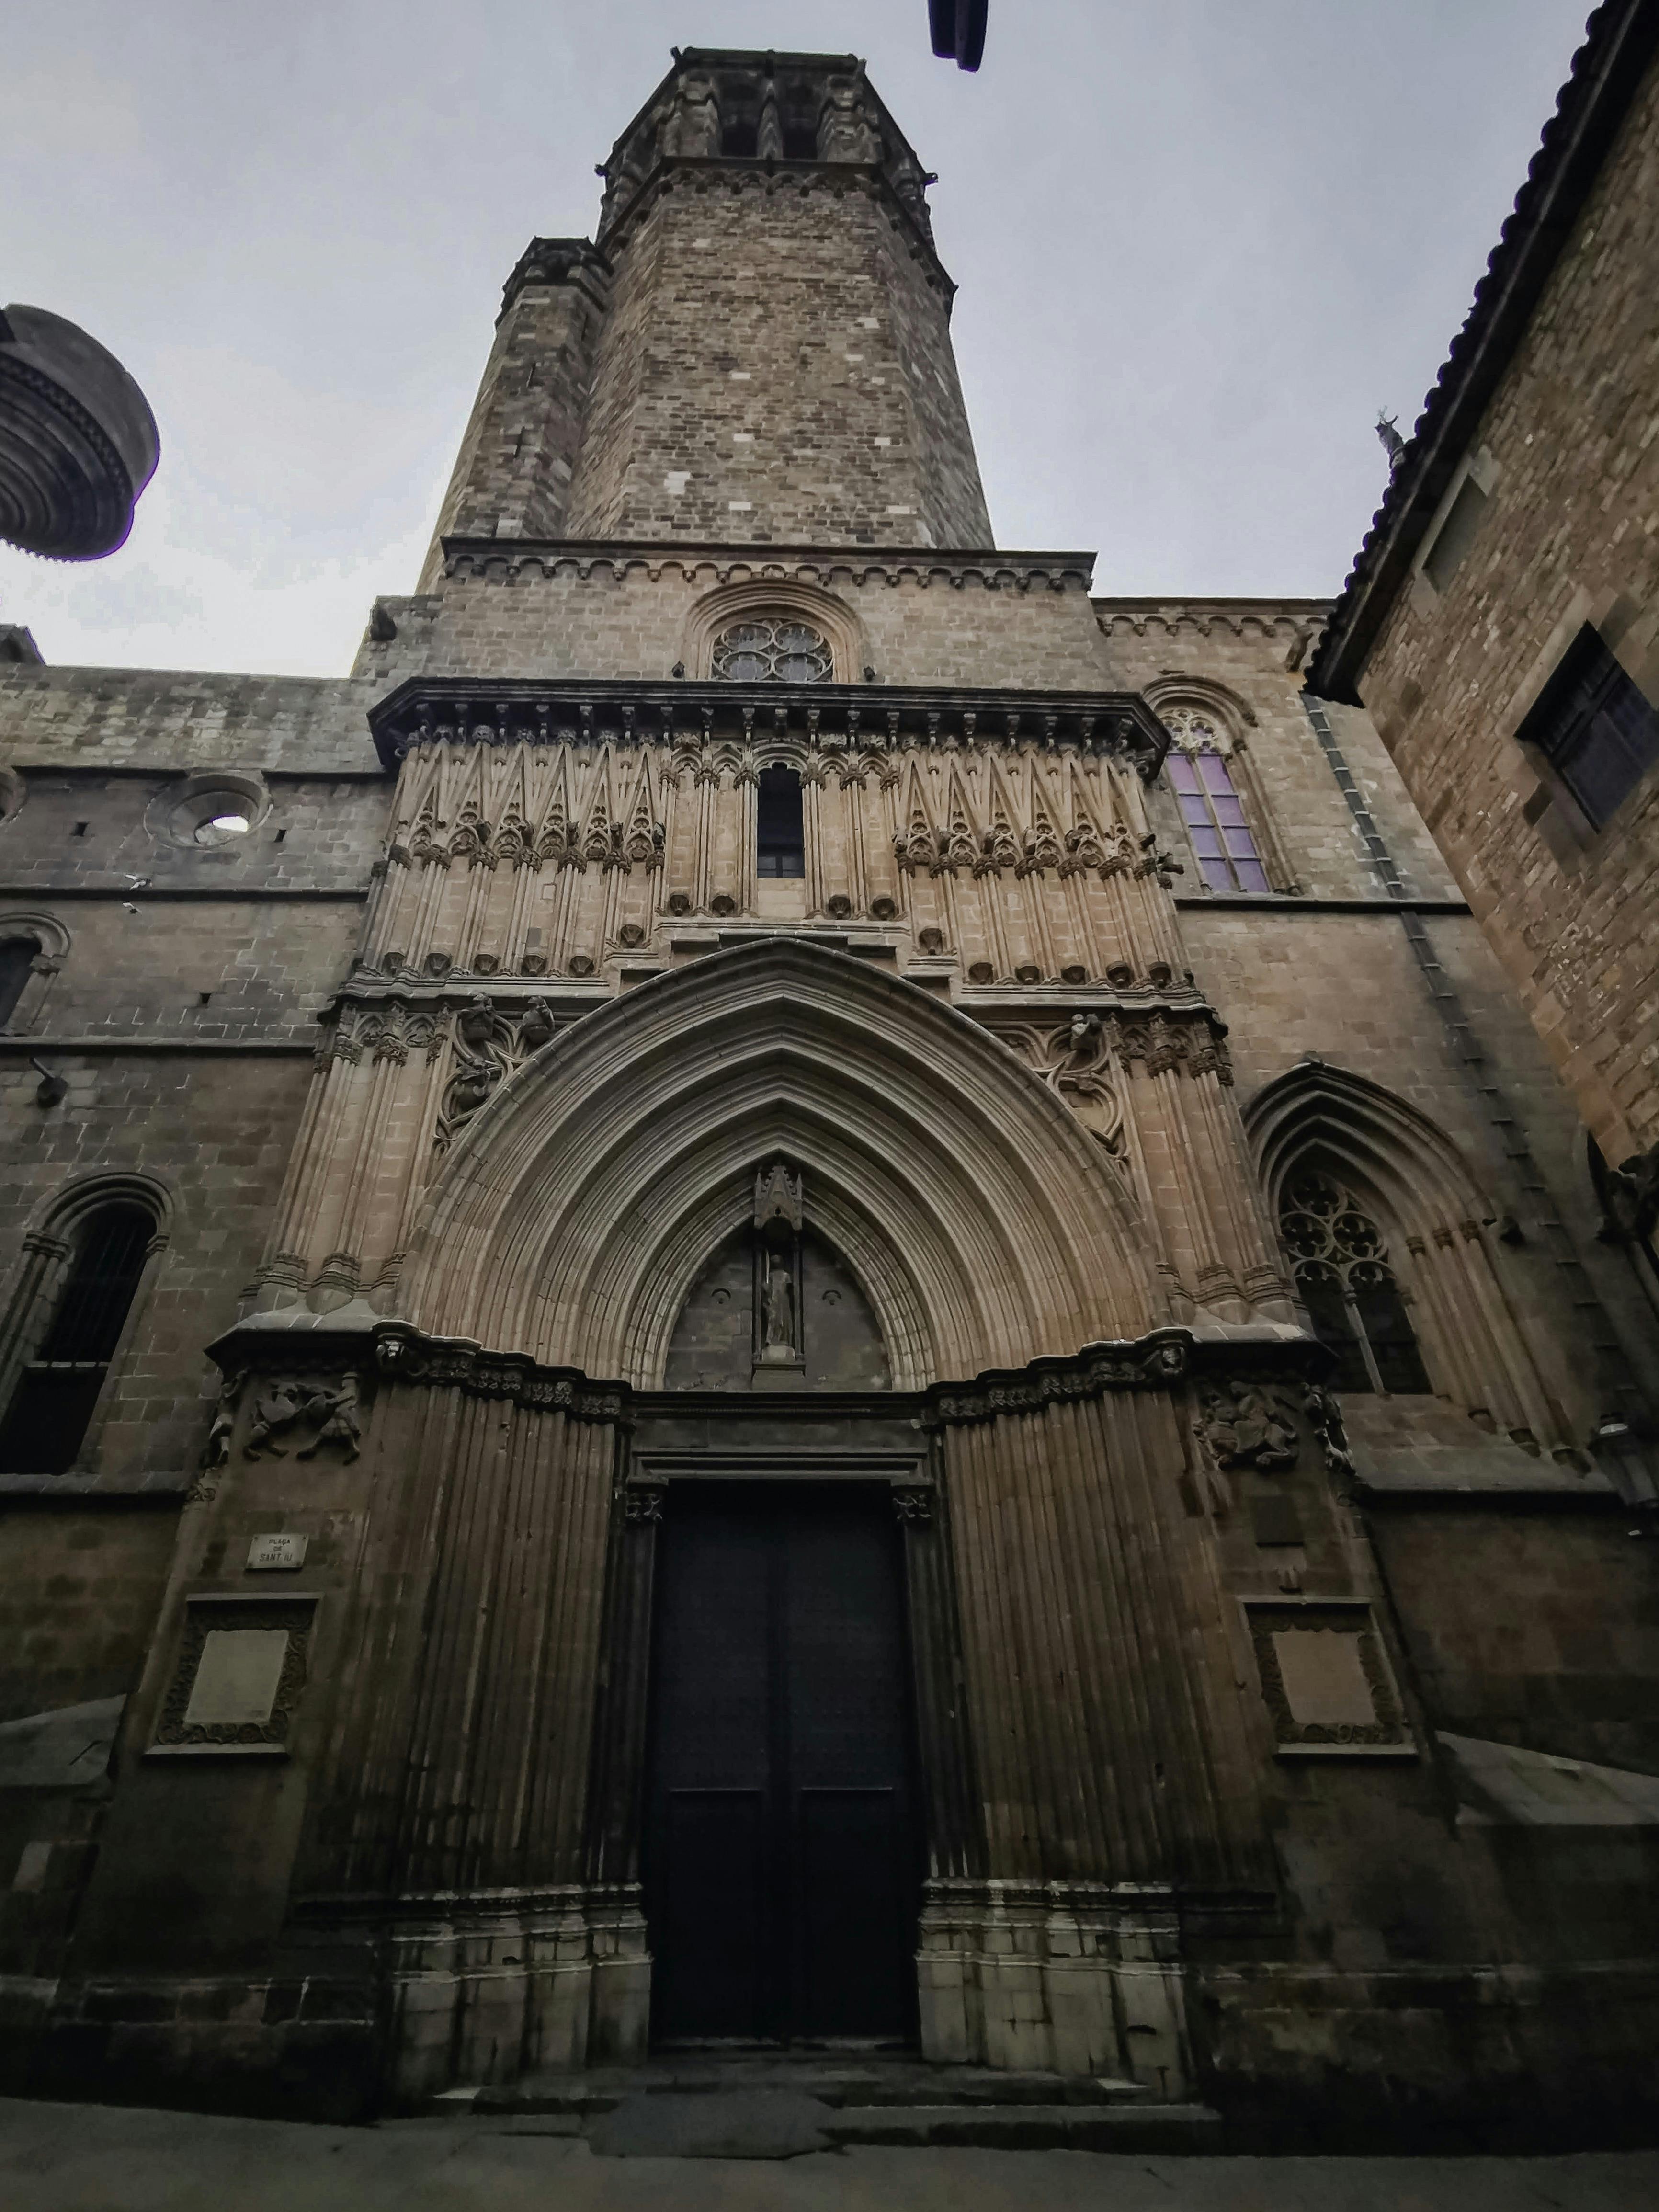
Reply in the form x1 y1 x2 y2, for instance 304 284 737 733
1305 0 1659 702
366 675 1168 778
205 1315 1326 1426
437 539 1094 591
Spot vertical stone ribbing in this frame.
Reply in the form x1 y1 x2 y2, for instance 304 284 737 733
942 1389 1267 1895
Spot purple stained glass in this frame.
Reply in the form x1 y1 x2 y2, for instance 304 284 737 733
1164 747 1269 892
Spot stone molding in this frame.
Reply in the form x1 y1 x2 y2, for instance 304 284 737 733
368 675 1164 777
205 1312 1326 1435
432 542 1098 593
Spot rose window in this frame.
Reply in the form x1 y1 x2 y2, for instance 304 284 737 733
712 618 833 684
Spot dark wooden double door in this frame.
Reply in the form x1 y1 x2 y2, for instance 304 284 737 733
644 1483 920 2045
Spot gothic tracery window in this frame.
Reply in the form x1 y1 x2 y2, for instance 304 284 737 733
712 617 833 684
1163 714 1270 894
1279 1169 1432 1395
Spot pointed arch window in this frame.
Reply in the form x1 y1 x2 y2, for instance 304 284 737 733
0 1201 156 1473
757 764 805 877
1279 1170 1431 1395
1166 735 1270 893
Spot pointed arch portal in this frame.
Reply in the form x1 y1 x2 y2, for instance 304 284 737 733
399 935 1158 1386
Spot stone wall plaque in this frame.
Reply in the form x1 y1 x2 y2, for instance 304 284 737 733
246 1533 307 1572
183 1630 290 1727
148 1596 315 1757
1243 1598 1414 1756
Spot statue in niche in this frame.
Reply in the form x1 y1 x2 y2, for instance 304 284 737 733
762 1260 797 1358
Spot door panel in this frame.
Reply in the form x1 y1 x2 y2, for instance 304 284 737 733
643 1484 918 2045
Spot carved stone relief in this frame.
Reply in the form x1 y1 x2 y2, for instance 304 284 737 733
241 1371 365 1464
436 996 563 1155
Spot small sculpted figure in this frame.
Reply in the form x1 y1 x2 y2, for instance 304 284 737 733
297 1372 364 1463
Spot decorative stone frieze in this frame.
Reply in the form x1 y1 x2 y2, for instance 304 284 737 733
368 677 1167 775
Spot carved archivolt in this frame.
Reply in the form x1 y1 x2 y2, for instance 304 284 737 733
395 937 1160 1385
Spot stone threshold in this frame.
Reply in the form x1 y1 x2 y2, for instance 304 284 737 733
458 2055 1221 2155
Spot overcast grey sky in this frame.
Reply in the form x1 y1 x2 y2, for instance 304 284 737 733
0 0 1595 675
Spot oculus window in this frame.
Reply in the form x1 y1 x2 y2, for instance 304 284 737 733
1520 624 1659 831
1279 1170 1431 1395
713 617 832 684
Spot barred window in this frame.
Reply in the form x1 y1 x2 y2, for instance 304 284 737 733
1167 738 1269 894
1279 1170 1431 1395
713 617 833 684
0 1203 153 1473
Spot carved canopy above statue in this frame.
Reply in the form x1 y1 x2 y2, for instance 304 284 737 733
396 937 1158 1383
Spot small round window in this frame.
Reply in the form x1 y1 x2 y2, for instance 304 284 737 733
712 617 832 684
149 772 270 851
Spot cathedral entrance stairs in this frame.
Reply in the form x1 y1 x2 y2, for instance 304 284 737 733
455 2057 1223 2154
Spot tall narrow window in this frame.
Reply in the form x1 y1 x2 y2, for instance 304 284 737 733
1167 748 1270 893
0 1203 153 1473
756 766 805 878
1519 623 1659 830
0 934 39 1026
1279 1170 1432 1395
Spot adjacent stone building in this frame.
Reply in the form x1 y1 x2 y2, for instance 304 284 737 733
0 43 1656 2144
1307 0 1659 1280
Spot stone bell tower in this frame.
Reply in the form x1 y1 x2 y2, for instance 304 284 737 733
418 47 992 576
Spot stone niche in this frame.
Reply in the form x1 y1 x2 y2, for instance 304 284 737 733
664 1226 890 1391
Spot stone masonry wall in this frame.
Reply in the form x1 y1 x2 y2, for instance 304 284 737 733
1355 50 1659 1163
360 559 1108 690
561 169 992 547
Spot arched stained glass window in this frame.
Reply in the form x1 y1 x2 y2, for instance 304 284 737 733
1165 723 1269 894
713 617 833 684
1279 1169 1432 1395
0 1202 154 1473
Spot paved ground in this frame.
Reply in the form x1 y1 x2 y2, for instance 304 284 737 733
2 2098 1658 2212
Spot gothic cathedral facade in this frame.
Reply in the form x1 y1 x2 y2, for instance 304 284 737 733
1 49 1657 2135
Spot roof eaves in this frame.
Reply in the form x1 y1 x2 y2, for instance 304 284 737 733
1305 0 1659 703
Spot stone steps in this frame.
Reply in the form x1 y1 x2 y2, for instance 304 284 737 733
453 2058 1222 2155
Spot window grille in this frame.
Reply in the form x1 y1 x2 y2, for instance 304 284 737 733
0 1202 153 1474
1519 623 1659 830
712 618 833 684
756 765 806 878
0 935 38 1026
1278 1170 1431 1395
1166 739 1270 893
